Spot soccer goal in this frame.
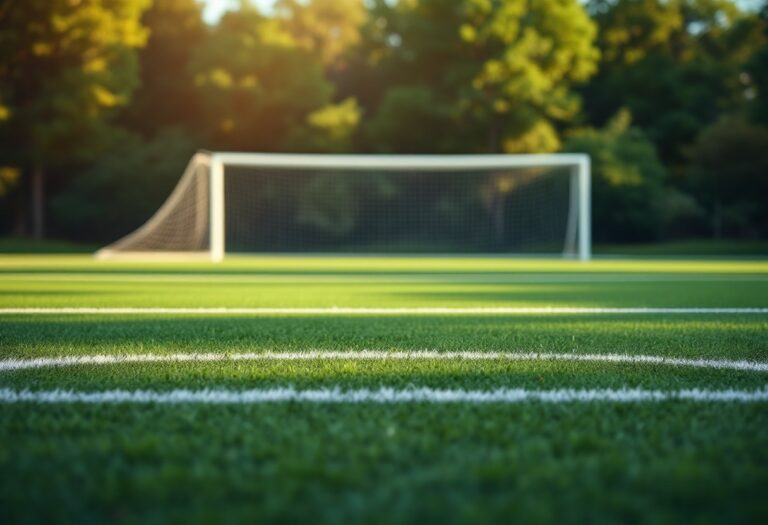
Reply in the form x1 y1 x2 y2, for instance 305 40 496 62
96 152 591 261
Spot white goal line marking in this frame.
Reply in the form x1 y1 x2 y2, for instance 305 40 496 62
1 307 767 315
2 351 767 373
1 386 767 404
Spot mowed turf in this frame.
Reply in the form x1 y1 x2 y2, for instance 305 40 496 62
1 255 767 524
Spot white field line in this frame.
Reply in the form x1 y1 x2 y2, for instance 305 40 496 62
1 386 767 404
1 307 767 315
2 351 767 373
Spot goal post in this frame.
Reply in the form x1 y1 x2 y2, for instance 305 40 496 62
97 151 591 261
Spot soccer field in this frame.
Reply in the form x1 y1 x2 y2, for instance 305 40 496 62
1 255 767 524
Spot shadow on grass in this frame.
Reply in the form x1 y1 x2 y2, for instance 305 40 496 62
3 278 767 309
383 280 768 307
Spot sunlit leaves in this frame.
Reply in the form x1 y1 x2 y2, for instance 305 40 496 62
0 0 151 165
275 0 366 66
584 0 765 164
363 0 599 153
0 166 20 196
191 8 338 151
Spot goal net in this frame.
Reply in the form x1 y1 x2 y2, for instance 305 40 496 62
97 152 591 261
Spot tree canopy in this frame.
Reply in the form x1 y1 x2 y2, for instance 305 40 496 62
0 0 150 166
584 0 766 163
355 0 599 153
0 0 150 236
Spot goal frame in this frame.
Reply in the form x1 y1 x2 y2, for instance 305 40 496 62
98 152 591 262
209 152 591 262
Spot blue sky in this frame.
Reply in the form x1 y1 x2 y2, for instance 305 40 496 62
201 0 764 25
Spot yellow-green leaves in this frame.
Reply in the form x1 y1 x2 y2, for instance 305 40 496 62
291 98 362 152
307 98 361 133
191 6 338 151
503 120 561 154
462 0 598 151
0 167 20 196
0 0 151 165
459 24 477 43
206 68 234 90
276 0 366 65
91 85 121 107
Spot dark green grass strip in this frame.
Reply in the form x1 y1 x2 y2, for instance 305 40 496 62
1 403 766 525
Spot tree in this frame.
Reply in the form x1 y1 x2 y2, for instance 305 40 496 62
583 0 765 164
747 2 768 125
0 0 150 238
366 87 458 153
359 0 598 153
286 98 362 152
274 0 366 68
688 115 768 238
190 6 339 151
587 0 739 64
565 110 678 242
50 128 196 242
120 0 207 137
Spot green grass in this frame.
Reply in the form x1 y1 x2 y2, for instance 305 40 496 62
1 255 767 524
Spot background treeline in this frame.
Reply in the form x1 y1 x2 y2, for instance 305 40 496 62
0 0 767 246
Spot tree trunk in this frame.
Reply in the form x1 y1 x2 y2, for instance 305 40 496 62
713 200 722 239
11 199 27 237
31 165 45 239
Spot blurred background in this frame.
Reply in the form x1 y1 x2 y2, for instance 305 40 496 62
0 0 766 253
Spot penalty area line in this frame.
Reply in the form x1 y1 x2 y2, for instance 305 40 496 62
1 307 767 315
1 387 767 404
2 351 767 373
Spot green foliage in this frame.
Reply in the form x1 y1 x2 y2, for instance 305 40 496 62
584 0 765 163
461 0 599 151
190 7 335 151
0 0 150 167
367 87 459 152
361 0 599 153
565 111 673 242
50 128 197 242
747 3 768 125
287 98 362 152
120 0 207 137
688 115 768 237
275 0 366 67
588 0 741 64
0 0 151 238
